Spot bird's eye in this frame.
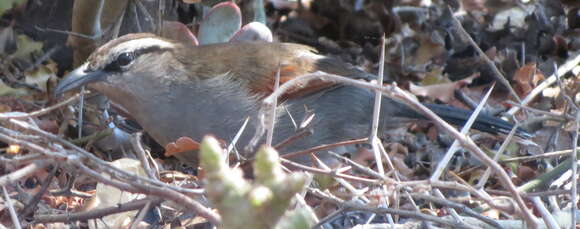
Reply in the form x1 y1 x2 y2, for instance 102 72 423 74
115 52 134 67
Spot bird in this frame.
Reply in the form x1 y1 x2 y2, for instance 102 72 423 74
55 33 530 165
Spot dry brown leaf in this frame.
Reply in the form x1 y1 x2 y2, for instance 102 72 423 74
513 63 545 97
164 136 201 157
409 74 478 103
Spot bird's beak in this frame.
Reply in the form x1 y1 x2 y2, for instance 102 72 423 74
54 63 106 97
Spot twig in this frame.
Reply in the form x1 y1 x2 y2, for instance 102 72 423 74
554 62 579 227
273 128 312 150
0 92 86 120
430 82 496 181
447 6 521 103
130 200 152 229
2 186 22 229
34 197 163 223
507 52 580 116
476 121 519 188
19 165 58 218
70 157 221 225
530 196 559 229
569 105 579 228
432 189 468 227
388 86 538 228
370 34 387 174
486 189 570 198
412 194 504 229
0 159 51 186
258 71 538 227
280 158 381 184
501 147 580 163
131 132 157 179
281 138 368 159
507 101 571 120
266 66 281 146
0 122 219 224
4 119 203 196
327 151 386 180
309 188 472 229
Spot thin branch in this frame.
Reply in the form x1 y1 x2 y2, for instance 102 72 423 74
447 6 521 103
34 198 163 223
2 186 22 229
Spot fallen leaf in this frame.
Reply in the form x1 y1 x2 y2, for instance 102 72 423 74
513 63 544 97
409 74 479 103
25 61 58 92
165 136 201 157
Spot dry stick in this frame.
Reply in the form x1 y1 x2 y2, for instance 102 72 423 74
444 173 521 215
281 138 368 159
280 158 380 184
501 148 580 163
370 34 396 227
432 188 467 226
507 101 571 120
0 153 44 167
265 66 281 146
0 130 212 222
78 87 85 139
569 109 579 228
131 132 157 179
226 116 250 159
530 196 559 229
5 119 203 196
273 128 312 150
0 125 219 224
476 122 519 189
371 34 387 175
309 188 472 229
34 198 163 223
0 92 86 120
261 72 537 227
448 7 521 103
412 194 503 229
487 189 570 198
0 159 51 186
2 186 22 229
327 151 385 180
19 165 58 218
427 84 496 226
554 64 579 228
70 155 221 225
129 200 152 229
507 52 580 116
431 83 496 180
313 157 369 201
389 86 538 228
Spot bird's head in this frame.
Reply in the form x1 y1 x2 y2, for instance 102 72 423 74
55 33 180 97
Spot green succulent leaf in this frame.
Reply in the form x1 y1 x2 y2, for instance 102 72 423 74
198 2 241 45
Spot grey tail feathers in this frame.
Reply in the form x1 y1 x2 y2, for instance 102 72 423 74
394 102 532 138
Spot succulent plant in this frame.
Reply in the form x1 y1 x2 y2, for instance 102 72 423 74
163 1 272 46
200 136 315 229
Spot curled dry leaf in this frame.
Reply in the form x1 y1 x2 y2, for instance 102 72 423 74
513 63 545 97
409 74 479 103
164 136 201 157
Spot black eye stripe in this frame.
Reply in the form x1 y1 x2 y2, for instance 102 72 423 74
103 45 171 72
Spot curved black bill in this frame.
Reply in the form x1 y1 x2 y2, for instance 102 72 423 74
54 63 106 97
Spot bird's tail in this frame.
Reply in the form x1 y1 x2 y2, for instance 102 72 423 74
389 101 532 138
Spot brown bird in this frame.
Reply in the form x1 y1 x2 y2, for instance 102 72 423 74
55 33 530 164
